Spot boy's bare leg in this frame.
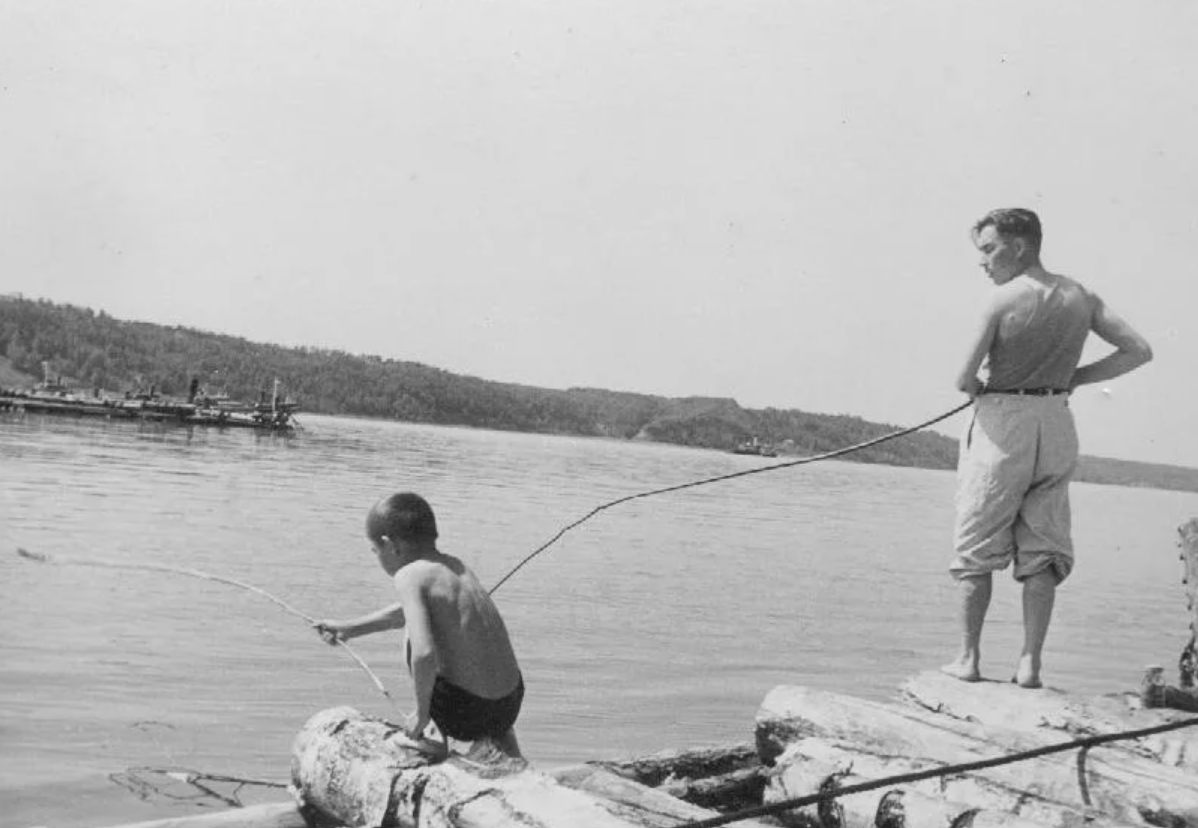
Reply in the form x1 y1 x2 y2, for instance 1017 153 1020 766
1015 570 1056 689
941 572 992 682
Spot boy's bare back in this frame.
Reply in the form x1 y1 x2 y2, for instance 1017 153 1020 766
395 554 521 700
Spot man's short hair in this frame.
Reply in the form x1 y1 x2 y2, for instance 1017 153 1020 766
367 492 439 542
973 208 1042 255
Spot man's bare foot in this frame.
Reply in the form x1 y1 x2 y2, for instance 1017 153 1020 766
940 658 981 682
1012 656 1043 688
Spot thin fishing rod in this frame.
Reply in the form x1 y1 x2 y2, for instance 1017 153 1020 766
489 400 972 594
14 548 397 708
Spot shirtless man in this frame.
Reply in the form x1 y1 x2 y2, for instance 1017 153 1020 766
317 492 524 758
941 208 1152 688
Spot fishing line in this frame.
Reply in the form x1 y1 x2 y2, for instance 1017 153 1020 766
13 548 398 709
10 401 969 719
489 400 972 594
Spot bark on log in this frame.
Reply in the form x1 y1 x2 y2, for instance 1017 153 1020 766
587 743 764 811
590 743 760 786
96 803 309 828
761 754 883 828
757 685 1198 827
900 670 1198 770
291 706 748 828
551 764 773 828
1177 517 1198 689
764 737 1132 828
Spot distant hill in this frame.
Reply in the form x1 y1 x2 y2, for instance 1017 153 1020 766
3 294 1197 493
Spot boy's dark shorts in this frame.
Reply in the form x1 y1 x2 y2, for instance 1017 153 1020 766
430 674 524 741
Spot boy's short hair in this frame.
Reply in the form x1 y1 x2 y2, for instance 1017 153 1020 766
367 492 439 542
973 208 1043 255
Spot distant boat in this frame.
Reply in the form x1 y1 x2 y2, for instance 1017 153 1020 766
0 368 299 432
731 438 777 457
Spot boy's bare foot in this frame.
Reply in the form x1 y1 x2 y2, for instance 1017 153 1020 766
940 658 981 682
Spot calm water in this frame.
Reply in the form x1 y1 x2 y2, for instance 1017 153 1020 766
1 412 1195 826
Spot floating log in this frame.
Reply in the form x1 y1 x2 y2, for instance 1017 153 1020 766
94 802 308 828
551 764 773 828
1150 517 1198 710
587 742 764 811
900 670 1198 770
764 736 1133 828
1183 518 1198 683
764 748 1057 828
1137 517 1198 712
291 706 759 828
761 754 884 828
757 685 1198 827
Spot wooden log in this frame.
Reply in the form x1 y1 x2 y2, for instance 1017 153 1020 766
94 802 309 828
587 743 764 811
551 764 774 828
900 670 1198 770
1176 517 1198 690
1139 517 1198 711
589 743 760 786
291 706 749 828
761 753 883 828
757 685 1198 827
877 784 1060 828
765 737 1132 828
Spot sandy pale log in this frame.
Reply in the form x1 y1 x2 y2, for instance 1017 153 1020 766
761 754 885 828
757 685 1198 827
1170 518 1198 700
900 670 1198 770
765 737 1133 828
551 764 774 828
292 706 737 828
95 803 308 828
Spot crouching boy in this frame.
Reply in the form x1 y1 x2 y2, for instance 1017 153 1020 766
316 492 524 759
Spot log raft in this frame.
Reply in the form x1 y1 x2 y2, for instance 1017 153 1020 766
96 677 1198 828
93 518 1198 828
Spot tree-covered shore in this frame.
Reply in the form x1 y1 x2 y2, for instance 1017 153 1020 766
3 294 1195 493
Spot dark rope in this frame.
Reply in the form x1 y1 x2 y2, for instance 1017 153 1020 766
490 400 972 594
673 714 1198 828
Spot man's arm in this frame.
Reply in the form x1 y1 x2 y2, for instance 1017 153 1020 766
1070 297 1153 389
314 602 405 643
955 302 1000 397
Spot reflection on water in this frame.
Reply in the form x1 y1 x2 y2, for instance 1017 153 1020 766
1 411 1195 826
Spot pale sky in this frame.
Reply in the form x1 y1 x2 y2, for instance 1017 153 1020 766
3 1 1196 466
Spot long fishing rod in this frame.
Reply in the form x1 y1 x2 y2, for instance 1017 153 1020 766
14 547 398 709
489 400 972 594
11 400 970 711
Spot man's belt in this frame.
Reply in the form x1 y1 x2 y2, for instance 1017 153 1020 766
984 387 1070 396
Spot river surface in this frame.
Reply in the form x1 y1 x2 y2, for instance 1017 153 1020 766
1 412 1195 826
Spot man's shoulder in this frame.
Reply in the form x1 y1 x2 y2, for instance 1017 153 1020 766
1051 273 1101 313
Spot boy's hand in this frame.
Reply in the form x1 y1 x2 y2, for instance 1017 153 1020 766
313 621 345 645
384 715 447 759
